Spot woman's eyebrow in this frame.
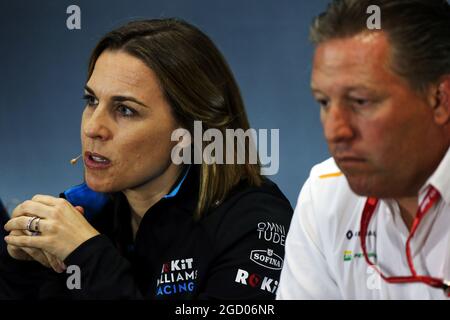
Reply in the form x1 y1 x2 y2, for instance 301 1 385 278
84 85 150 108
84 85 95 95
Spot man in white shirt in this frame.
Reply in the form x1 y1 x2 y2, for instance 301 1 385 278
277 0 450 299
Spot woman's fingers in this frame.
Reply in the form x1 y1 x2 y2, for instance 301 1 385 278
11 197 78 221
4 216 49 233
31 194 63 207
4 233 45 252
74 206 85 215
42 250 66 273
11 199 53 219
4 216 32 232
20 247 64 273
6 196 98 261
5 228 64 272
21 246 52 269
7 244 33 261
6 230 48 266
6 235 64 272
6 230 32 261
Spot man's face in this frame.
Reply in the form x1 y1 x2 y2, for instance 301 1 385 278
311 32 442 198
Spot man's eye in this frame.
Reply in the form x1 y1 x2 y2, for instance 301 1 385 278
351 97 370 106
116 105 136 117
82 94 98 107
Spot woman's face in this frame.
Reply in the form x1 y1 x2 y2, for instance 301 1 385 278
81 50 180 193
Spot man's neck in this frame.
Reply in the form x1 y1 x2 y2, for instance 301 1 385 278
396 196 419 231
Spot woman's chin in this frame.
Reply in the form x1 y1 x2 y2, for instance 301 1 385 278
85 178 118 193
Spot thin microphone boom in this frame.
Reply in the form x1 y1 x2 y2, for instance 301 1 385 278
70 154 82 165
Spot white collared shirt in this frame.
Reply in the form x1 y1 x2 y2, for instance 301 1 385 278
277 148 450 299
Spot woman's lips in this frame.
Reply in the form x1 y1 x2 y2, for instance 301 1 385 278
84 151 112 170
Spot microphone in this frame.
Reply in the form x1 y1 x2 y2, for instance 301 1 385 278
70 154 82 165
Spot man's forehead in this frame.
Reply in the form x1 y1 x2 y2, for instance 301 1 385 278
312 32 390 71
311 32 394 90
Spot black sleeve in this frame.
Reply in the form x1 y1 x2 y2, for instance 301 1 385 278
0 234 144 299
0 201 8 255
62 234 144 299
198 191 293 299
0 247 59 299
0 200 67 300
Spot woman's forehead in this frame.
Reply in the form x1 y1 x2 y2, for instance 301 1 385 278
87 50 161 99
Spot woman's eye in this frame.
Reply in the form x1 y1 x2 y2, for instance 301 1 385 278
316 98 329 109
82 94 98 107
116 105 136 117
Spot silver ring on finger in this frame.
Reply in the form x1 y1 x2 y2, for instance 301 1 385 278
33 217 41 232
26 216 38 232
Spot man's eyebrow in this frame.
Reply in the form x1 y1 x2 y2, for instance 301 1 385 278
310 85 372 94
346 86 371 92
84 85 150 108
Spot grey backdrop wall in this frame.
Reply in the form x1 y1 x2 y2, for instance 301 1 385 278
0 0 331 213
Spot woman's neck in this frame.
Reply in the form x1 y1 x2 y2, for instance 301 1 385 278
123 164 183 219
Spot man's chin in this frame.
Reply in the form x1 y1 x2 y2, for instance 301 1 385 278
344 174 384 198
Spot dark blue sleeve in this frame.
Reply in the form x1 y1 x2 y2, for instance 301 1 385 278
0 199 9 255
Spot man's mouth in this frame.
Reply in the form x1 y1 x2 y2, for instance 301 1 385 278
334 156 366 162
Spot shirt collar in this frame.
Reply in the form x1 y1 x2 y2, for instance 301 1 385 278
420 146 450 204
164 165 191 199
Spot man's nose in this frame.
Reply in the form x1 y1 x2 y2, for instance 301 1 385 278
322 104 355 144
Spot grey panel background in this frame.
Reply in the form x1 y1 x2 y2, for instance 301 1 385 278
0 0 331 213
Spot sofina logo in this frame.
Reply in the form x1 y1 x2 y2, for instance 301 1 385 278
250 249 283 270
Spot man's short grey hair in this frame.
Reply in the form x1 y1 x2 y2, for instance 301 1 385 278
310 0 450 93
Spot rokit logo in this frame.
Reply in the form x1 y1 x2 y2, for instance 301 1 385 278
257 222 286 246
250 249 283 270
234 268 279 294
156 258 198 296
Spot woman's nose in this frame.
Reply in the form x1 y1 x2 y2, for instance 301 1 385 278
82 106 112 141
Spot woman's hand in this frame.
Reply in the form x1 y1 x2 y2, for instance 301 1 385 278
4 195 99 262
5 205 85 273
7 229 67 272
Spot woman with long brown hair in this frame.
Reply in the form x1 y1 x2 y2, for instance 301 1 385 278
1 18 292 299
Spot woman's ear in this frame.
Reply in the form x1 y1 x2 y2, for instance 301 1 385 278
432 76 450 126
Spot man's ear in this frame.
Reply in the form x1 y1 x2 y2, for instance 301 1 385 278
431 75 450 126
